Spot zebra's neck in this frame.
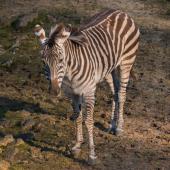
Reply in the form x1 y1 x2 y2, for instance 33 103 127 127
64 40 81 80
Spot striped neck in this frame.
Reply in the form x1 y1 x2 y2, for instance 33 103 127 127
64 40 79 78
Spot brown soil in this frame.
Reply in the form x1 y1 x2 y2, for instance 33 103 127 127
0 0 170 169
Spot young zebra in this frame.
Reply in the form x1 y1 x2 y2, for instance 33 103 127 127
34 9 140 163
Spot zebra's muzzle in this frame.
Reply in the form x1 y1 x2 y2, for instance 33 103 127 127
50 79 61 96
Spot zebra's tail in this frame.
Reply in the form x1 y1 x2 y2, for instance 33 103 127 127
130 69 137 81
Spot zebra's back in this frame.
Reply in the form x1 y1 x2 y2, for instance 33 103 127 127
73 9 140 83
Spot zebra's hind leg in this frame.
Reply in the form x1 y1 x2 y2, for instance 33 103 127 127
84 92 97 165
71 95 83 156
105 74 116 132
115 62 134 135
106 71 119 134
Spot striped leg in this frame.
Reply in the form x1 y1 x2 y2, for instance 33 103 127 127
105 74 116 131
84 92 97 164
106 71 120 133
116 60 135 135
71 95 83 155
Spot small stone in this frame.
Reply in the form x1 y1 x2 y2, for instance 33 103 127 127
19 110 31 118
30 147 43 159
0 135 15 147
15 138 25 146
0 160 10 170
58 146 66 153
22 160 29 164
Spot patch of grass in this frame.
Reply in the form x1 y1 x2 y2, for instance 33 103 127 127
25 11 51 31
0 26 13 49
53 8 85 26
24 7 89 33
16 142 30 151
5 111 24 121
10 164 25 170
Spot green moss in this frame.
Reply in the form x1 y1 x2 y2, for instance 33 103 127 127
5 111 24 121
0 26 12 49
16 143 30 151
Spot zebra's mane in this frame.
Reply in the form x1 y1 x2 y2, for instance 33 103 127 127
47 23 87 47
79 8 119 31
47 9 119 47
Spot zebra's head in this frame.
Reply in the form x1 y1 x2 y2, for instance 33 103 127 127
34 23 87 96
34 24 72 96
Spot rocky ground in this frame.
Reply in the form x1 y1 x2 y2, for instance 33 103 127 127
0 0 170 169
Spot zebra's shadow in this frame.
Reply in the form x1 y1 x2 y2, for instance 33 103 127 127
0 96 48 119
94 121 108 132
23 137 89 166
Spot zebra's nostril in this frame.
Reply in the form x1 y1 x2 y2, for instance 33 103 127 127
50 87 60 96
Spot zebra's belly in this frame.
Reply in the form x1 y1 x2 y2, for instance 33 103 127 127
63 66 114 96
63 79 96 96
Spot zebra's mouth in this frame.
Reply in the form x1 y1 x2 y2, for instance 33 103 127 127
50 79 61 96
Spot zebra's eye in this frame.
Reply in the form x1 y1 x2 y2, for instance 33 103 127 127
58 50 62 55
59 58 63 63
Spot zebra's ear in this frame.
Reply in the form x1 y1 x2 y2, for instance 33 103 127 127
34 24 47 45
63 24 88 46
48 23 71 46
63 24 72 36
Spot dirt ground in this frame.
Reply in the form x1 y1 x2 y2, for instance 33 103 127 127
0 0 170 169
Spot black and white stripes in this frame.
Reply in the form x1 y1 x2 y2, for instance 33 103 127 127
34 8 140 163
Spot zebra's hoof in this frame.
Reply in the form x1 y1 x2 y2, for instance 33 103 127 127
115 128 124 136
88 155 98 165
107 127 116 135
71 148 81 158
70 114 79 121
108 127 124 136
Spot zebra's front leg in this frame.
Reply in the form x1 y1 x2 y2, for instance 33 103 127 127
84 93 97 164
72 112 83 156
71 95 83 156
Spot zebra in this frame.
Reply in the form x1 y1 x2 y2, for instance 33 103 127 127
34 9 140 164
